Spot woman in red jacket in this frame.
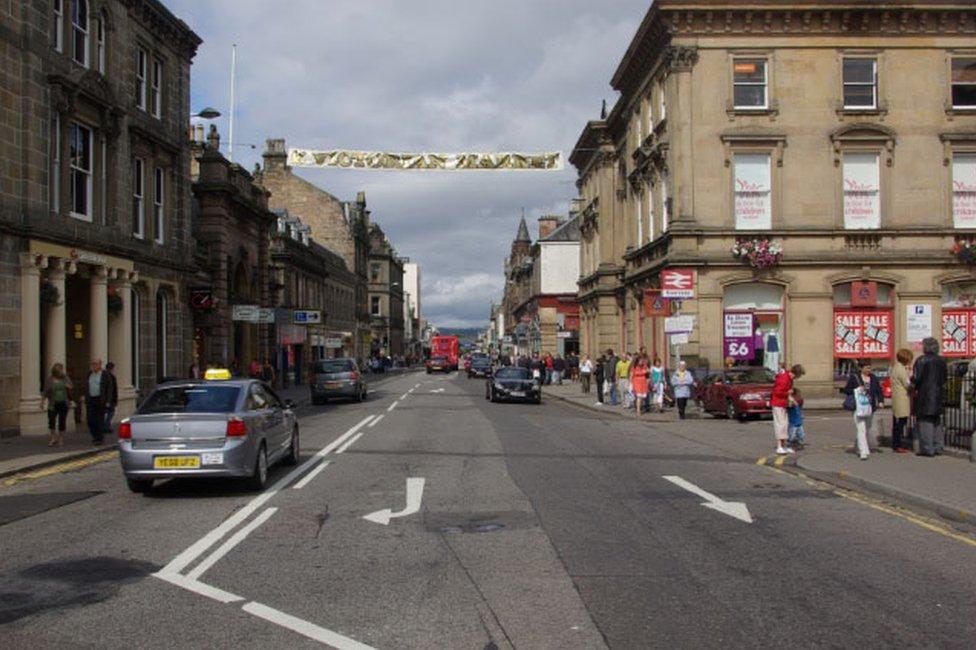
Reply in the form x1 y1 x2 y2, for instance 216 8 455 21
771 364 805 455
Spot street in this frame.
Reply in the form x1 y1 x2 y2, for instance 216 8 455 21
1 370 974 649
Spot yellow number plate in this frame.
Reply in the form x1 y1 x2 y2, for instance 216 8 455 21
154 456 201 469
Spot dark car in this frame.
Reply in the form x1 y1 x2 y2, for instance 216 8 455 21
486 366 541 404
700 366 776 420
426 355 451 374
468 356 492 379
310 358 367 405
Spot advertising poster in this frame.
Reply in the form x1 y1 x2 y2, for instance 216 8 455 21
724 313 756 360
905 304 932 343
942 310 971 358
834 310 893 359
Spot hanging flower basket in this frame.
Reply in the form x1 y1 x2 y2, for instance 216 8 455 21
731 238 783 270
39 280 62 307
950 241 976 265
107 293 123 313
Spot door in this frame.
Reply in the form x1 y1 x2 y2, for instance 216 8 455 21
256 383 289 457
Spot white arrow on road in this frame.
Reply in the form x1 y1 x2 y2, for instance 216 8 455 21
363 477 426 525
662 475 753 524
430 388 445 393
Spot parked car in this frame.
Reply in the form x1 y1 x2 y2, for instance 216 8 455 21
426 355 452 374
699 366 777 420
486 366 541 404
468 356 492 378
310 358 367 404
118 378 299 493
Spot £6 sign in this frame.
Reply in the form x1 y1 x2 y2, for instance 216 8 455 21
661 269 695 299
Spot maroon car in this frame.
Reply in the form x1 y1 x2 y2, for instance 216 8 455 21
700 367 777 421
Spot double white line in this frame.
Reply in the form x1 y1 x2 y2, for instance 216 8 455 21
154 414 379 648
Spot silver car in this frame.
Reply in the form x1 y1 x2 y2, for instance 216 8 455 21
118 379 299 493
310 357 367 404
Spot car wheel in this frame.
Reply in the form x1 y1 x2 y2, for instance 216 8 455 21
247 444 268 491
725 399 737 420
126 478 153 494
284 428 299 466
356 388 364 403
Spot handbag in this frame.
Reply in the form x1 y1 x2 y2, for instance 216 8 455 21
855 388 873 417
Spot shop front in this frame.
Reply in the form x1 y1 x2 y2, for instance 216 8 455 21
941 282 976 360
831 281 895 379
276 313 307 387
722 283 785 374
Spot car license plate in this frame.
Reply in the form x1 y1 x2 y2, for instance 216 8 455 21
154 455 200 469
201 453 223 466
325 382 342 389
510 391 525 397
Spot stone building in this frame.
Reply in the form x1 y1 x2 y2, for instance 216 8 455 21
572 0 976 397
367 224 405 357
255 139 372 358
0 0 199 435
501 217 534 355
189 127 273 373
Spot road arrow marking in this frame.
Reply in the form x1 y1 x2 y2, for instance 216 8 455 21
662 475 753 524
430 388 445 393
363 477 425 525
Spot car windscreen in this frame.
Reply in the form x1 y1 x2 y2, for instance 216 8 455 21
472 358 491 367
726 369 776 384
431 356 447 362
314 360 353 374
495 367 530 380
138 385 241 414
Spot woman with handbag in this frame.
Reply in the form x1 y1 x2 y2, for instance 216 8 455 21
890 349 914 453
843 359 885 460
42 363 72 446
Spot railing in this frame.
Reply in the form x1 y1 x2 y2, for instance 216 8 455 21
940 375 974 452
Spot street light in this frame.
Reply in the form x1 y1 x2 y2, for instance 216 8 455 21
191 107 221 119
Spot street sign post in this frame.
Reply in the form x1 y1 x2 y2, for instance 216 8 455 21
293 310 322 324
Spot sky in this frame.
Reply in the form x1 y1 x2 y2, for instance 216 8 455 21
169 0 650 328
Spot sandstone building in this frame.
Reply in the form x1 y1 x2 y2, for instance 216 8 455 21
572 0 976 397
368 224 405 357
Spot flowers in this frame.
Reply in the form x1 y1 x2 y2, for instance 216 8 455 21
732 238 783 270
950 241 976 265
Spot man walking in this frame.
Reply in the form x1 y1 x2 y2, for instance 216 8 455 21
913 337 948 456
103 362 119 435
594 353 606 404
553 355 566 385
85 359 111 445
603 349 619 405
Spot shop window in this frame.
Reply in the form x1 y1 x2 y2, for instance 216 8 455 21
52 0 63 53
733 59 767 109
733 153 771 230
135 47 147 110
952 153 976 228
951 58 976 110
842 58 877 110
69 122 92 221
723 283 783 373
832 281 894 379
941 283 976 358
842 152 880 229
71 0 88 67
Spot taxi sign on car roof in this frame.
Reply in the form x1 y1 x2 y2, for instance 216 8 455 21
204 368 232 380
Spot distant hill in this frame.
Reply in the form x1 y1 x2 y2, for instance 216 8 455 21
434 327 483 343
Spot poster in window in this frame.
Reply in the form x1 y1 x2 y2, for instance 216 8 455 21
724 313 756 360
843 153 880 230
733 154 771 230
834 310 892 359
942 310 971 358
953 154 976 229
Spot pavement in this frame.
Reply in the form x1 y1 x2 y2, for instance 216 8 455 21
543 379 976 525
0 369 412 481
1 371 974 648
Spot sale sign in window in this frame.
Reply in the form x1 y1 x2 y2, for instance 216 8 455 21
833 310 892 359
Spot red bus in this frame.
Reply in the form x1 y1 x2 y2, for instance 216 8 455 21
430 336 460 371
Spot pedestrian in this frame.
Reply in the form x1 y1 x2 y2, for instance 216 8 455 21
249 358 261 379
843 359 884 460
912 337 948 457
616 353 633 408
103 362 119 434
580 354 593 394
671 360 695 420
567 353 579 383
553 354 566 385
85 359 111 445
651 357 665 413
603 349 618 405
42 363 72 447
631 354 650 418
188 362 201 379
772 363 806 455
261 357 277 387
544 353 555 385
786 388 806 449
890 348 914 454
594 353 606 404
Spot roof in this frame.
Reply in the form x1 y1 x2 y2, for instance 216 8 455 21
540 215 580 243
515 217 531 242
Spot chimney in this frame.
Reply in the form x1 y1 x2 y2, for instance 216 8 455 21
538 215 562 239
262 138 288 172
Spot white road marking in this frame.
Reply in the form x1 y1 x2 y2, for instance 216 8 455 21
363 477 426 525
663 475 754 524
407 388 415 394
314 415 376 458
430 388 445 393
292 460 331 490
368 415 384 428
387 402 398 412
154 572 244 603
336 432 364 454
186 507 278 581
400 393 409 400
414 383 421 388
242 601 376 650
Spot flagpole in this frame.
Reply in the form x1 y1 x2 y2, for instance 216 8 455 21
228 43 236 162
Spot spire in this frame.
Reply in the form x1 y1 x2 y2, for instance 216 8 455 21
515 216 531 242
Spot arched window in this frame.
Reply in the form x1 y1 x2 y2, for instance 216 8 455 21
95 11 105 74
71 0 89 67
156 290 168 380
52 0 64 52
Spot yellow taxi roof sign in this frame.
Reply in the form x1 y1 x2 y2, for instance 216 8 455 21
204 368 232 380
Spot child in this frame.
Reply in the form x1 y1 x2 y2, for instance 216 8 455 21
787 388 806 449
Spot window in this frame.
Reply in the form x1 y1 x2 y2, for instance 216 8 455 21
371 296 381 316
662 182 670 232
132 158 144 238
135 47 147 110
99 137 107 224
843 152 881 229
733 153 772 230
155 290 168 380
658 78 666 122
733 59 767 109
131 291 140 389
150 58 162 118
69 122 92 220
50 113 60 212
370 263 381 282
71 0 89 67
52 0 63 52
953 153 976 229
636 188 644 245
647 181 655 242
153 167 164 243
95 13 105 74
951 58 976 109
843 58 877 109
